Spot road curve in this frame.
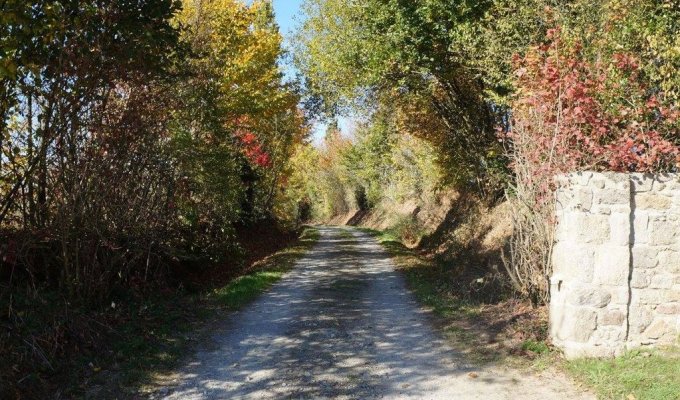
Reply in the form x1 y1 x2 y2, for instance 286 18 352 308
153 226 592 400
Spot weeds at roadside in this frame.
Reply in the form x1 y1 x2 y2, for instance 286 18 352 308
210 227 320 310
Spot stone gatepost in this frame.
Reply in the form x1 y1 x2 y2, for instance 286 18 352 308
551 172 631 358
550 172 680 359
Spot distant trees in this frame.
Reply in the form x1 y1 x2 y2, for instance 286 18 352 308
287 111 441 223
0 0 308 300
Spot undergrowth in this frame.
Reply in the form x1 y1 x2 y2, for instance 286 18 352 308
1 227 319 399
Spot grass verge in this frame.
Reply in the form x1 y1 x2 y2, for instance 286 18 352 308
209 226 320 309
566 347 680 400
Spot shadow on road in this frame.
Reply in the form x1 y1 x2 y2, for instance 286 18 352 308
156 227 590 400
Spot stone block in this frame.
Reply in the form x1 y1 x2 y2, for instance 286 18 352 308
636 193 672 210
611 205 632 214
594 246 630 285
595 188 631 206
570 309 598 343
650 274 674 289
655 173 675 183
592 326 627 343
575 171 594 186
669 287 680 302
610 287 631 305
643 319 671 340
632 246 660 269
553 306 597 343
635 289 669 305
557 213 611 244
648 217 680 246
556 187 593 212
555 189 571 213
631 270 651 289
610 213 631 246
600 310 626 326
658 250 680 274
592 178 606 189
655 303 680 315
593 206 612 215
628 307 654 334
567 285 612 308
552 243 595 283
601 171 630 186
630 173 655 193
632 213 649 244
559 341 620 359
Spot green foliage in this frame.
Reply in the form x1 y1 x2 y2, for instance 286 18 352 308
0 0 309 298
213 272 283 308
294 0 505 191
295 0 679 194
559 0 680 116
521 339 550 354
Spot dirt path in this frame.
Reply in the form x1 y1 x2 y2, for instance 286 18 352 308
152 226 592 399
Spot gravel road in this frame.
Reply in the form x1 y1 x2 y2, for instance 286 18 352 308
153 226 593 399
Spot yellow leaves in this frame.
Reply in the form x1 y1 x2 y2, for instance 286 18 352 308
178 0 294 122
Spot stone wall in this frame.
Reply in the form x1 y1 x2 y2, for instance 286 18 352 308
550 172 680 358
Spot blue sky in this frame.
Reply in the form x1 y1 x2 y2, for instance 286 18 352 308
273 0 304 36
272 0 304 82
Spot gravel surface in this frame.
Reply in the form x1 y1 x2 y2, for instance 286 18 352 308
152 226 593 399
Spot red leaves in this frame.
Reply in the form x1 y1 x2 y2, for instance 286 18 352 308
612 53 639 72
505 27 679 208
234 122 272 168
510 27 678 172
253 152 271 168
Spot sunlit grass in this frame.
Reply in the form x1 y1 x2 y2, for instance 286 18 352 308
212 272 284 308
566 347 680 400
210 226 320 309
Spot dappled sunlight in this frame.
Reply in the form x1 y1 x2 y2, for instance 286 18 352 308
154 227 591 399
